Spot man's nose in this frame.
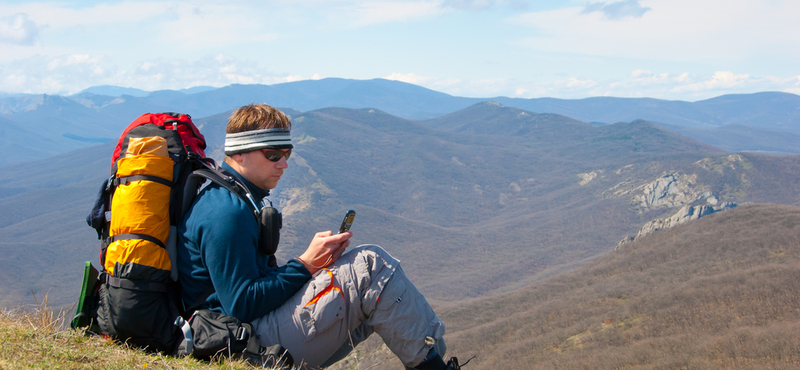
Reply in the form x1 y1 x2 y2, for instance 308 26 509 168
277 156 289 168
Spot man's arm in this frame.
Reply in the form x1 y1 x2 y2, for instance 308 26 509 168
195 189 312 322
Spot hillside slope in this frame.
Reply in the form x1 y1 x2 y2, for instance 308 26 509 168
656 123 800 155
438 203 800 369
1 105 799 312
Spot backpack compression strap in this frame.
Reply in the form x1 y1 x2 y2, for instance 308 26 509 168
113 174 173 188
101 272 169 293
107 233 166 250
104 174 174 250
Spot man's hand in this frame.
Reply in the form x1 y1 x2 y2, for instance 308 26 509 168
296 231 352 274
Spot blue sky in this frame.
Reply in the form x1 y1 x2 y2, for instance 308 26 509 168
0 0 798 100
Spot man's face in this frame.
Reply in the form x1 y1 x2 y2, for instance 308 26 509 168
236 149 290 190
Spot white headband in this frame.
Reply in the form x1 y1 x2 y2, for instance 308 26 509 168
224 128 293 156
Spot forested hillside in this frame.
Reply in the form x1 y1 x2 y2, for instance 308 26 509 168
436 204 800 369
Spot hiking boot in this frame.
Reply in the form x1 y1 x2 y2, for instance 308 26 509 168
446 356 474 370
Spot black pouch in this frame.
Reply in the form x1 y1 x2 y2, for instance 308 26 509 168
95 274 180 353
184 309 293 368
86 179 111 239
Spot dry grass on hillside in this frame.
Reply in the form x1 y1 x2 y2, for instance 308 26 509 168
439 204 800 370
0 295 266 370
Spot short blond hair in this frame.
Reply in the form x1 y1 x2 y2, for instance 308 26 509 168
226 103 291 134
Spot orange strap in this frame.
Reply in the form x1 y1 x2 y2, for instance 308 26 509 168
304 269 344 307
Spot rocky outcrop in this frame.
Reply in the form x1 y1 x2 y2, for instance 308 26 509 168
633 173 708 211
602 171 711 210
615 201 738 250
578 170 603 185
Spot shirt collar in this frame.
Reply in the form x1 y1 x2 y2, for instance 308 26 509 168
220 160 271 200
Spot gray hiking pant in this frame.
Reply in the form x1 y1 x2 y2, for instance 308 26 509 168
251 245 446 369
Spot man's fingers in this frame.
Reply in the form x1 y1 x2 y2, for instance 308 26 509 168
330 231 352 243
334 239 350 256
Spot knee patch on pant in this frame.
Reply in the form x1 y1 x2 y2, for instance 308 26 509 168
370 269 446 367
351 246 399 316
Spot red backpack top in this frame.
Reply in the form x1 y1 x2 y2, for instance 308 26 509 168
110 112 206 171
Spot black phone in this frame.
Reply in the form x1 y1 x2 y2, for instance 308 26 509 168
339 210 355 233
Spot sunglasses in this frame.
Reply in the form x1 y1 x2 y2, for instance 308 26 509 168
261 149 292 162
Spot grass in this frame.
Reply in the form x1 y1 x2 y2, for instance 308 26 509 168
0 294 268 370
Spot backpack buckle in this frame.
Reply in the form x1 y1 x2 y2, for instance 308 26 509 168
235 326 248 341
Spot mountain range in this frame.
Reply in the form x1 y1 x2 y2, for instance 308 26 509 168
1 79 799 167
1 99 799 311
1 81 799 368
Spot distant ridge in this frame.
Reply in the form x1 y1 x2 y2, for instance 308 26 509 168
438 203 800 369
0 79 798 166
492 91 800 133
657 122 800 155
421 100 592 136
79 85 150 97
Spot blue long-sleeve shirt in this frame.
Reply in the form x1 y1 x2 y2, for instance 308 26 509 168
177 162 311 323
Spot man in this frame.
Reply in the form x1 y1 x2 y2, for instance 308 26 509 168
178 103 461 369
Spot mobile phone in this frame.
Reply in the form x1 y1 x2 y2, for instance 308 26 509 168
339 210 356 233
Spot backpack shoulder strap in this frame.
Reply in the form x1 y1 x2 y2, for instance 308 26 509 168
182 161 261 219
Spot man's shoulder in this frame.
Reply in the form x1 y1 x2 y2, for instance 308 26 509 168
188 183 254 222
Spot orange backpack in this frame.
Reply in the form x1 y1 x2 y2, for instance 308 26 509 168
81 112 208 352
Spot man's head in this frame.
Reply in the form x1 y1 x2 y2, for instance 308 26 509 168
226 103 291 135
224 103 293 190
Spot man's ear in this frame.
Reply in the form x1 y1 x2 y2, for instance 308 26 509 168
228 153 246 165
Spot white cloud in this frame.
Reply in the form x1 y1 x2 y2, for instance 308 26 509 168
1 54 109 94
0 1 165 28
0 53 308 95
154 3 278 47
672 71 750 92
0 13 43 45
502 69 800 100
346 1 446 27
674 73 690 83
285 0 528 28
556 77 597 89
0 1 277 49
632 72 670 85
441 0 526 10
384 72 437 85
326 0 527 27
385 72 464 93
388 70 800 100
1 0 798 101
510 0 800 63
2 53 799 101
387 73 517 96
785 77 800 95
581 0 651 20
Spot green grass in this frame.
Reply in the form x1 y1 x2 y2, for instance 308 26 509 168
0 295 267 370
